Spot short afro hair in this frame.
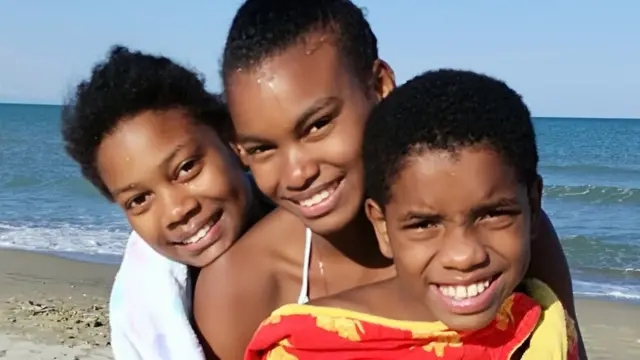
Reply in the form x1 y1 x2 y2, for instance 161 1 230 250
222 0 378 88
61 45 231 200
364 69 539 207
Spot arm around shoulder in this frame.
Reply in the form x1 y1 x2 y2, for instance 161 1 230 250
528 209 588 359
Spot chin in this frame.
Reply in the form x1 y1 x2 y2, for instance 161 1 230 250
304 202 360 237
439 307 502 332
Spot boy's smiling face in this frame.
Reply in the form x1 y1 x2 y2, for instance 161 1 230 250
96 109 248 267
366 147 540 330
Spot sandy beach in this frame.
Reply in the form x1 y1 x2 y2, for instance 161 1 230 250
0 249 116 359
0 248 638 359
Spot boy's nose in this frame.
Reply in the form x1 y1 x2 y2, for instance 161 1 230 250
438 229 489 272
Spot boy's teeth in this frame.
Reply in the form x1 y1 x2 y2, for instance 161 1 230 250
299 187 335 207
183 219 213 244
438 280 491 300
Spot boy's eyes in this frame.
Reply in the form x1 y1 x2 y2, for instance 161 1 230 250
406 219 439 230
478 208 521 221
402 208 520 230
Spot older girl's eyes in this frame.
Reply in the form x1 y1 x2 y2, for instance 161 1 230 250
177 159 196 177
307 116 332 134
245 144 274 156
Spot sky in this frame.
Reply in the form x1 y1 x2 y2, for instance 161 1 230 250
0 0 638 118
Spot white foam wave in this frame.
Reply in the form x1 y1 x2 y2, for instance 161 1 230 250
573 280 640 302
0 222 128 257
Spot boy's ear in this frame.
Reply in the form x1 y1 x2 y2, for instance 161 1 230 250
529 175 543 239
364 198 393 259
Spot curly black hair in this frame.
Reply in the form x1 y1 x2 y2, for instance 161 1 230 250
61 45 231 200
222 0 378 88
363 69 539 206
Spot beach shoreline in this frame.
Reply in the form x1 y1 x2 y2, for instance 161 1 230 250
0 248 638 359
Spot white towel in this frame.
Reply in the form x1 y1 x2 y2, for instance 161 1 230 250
109 231 205 360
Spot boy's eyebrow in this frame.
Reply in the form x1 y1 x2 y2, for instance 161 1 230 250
111 143 188 197
397 197 520 222
235 96 340 144
471 197 520 213
399 210 440 222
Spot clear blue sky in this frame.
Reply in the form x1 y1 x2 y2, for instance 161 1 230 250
1 0 638 118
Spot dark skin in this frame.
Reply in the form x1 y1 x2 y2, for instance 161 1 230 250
194 32 586 360
96 109 262 268
313 148 539 332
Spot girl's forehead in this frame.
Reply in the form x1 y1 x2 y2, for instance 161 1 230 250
225 45 361 136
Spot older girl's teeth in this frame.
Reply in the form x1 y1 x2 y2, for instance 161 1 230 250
183 220 213 244
438 280 491 300
300 189 332 207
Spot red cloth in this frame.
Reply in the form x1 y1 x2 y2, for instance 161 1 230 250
245 293 548 359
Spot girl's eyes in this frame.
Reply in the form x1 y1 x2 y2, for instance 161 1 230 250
245 145 274 156
307 116 332 135
175 158 204 181
125 192 151 210
242 114 335 158
177 159 196 177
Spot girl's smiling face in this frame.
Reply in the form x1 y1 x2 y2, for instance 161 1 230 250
96 109 248 267
225 33 394 236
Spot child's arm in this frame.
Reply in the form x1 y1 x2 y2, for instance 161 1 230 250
528 209 587 359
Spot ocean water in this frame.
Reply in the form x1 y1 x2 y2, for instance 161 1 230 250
1 103 639 302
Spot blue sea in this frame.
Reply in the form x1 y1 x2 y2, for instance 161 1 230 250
1 103 639 302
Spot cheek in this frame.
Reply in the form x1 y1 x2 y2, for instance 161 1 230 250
194 156 241 198
126 213 163 249
248 162 280 200
487 221 531 265
388 231 435 278
315 121 365 174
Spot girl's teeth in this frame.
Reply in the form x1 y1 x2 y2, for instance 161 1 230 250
183 220 213 244
299 189 333 207
438 280 491 300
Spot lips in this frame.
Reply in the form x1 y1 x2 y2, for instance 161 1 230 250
431 274 503 315
437 278 493 300
296 181 340 208
285 177 345 219
176 209 223 246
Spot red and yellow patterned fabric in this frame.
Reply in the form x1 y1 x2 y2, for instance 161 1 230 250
245 279 578 360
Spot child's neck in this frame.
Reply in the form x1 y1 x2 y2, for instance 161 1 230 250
311 208 392 269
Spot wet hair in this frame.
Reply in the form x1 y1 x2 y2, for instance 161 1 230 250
364 69 539 206
222 0 378 88
61 45 231 200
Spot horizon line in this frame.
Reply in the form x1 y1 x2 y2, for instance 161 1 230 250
0 101 638 121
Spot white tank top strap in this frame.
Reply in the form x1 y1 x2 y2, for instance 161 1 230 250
297 227 313 304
